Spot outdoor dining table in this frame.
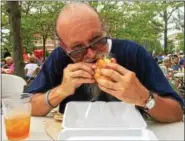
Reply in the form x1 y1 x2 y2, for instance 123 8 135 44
1 115 184 141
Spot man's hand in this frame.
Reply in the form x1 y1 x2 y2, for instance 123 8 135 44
96 63 149 107
61 62 95 97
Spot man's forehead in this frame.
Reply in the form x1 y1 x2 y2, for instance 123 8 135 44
58 17 103 48
59 3 98 20
69 31 103 47
56 3 101 40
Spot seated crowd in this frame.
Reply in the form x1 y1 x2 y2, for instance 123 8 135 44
1 51 42 83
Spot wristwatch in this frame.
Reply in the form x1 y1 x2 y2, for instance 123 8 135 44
144 91 156 110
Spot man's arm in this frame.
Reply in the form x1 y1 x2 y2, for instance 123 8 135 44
30 61 95 116
31 85 68 116
138 88 183 122
96 62 183 123
146 94 183 122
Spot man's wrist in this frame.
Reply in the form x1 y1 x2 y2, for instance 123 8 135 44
140 90 150 107
45 86 69 108
56 85 70 98
45 90 57 108
143 91 156 110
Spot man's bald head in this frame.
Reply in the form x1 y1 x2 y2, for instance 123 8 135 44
56 2 102 41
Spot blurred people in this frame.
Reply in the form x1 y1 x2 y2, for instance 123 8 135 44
2 57 14 74
33 49 44 67
179 55 184 69
171 55 181 71
24 56 40 81
23 48 29 64
3 48 11 59
159 57 172 78
1 59 6 68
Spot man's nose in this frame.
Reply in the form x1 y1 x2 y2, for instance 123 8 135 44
86 48 97 58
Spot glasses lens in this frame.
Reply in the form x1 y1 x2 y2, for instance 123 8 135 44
91 37 107 50
68 37 108 59
69 48 87 58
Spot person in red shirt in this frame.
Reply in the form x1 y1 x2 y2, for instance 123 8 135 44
23 48 29 63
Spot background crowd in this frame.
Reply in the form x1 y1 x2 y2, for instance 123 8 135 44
1 48 44 84
153 51 184 98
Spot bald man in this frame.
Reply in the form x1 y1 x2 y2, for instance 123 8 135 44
27 2 183 123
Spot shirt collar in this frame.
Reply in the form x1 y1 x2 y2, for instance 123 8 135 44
107 39 112 53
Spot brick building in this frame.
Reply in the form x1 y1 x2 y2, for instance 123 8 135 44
33 33 59 53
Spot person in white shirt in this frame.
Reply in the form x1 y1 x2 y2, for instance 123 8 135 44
24 56 40 80
159 57 172 78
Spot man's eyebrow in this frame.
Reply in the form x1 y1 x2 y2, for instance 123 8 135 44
71 33 103 48
89 33 102 43
71 41 82 48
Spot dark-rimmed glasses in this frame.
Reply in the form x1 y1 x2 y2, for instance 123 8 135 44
66 36 108 59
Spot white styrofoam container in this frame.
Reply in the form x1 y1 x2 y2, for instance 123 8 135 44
62 101 146 130
58 129 158 140
58 102 158 141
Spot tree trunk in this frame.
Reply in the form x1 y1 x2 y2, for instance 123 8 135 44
6 1 24 78
164 6 168 55
43 37 46 61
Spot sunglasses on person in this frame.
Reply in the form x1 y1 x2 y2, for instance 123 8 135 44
65 36 108 59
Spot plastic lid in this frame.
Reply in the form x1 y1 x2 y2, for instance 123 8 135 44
62 101 147 130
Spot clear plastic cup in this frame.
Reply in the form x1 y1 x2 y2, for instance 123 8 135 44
2 93 32 140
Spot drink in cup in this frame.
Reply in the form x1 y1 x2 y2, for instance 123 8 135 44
2 93 32 140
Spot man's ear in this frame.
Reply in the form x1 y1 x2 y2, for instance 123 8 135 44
59 41 65 48
59 41 68 50
59 41 69 53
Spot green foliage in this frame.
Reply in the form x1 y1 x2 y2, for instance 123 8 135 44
167 39 175 54
176 33 184 51
1 1 184 56
90 1 164 53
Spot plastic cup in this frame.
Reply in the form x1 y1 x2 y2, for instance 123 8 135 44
2 93 32 140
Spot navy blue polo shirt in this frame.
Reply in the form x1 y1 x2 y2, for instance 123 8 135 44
27 39 184 113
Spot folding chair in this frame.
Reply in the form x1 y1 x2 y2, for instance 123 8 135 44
1 74 27 98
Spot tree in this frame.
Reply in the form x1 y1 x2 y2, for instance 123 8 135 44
21 1 38 52
157 1 183 54
23 2 64 60
176 33 184 51
91 1 163 53
6 1 24 78
167 39 175 54
1 2 12 52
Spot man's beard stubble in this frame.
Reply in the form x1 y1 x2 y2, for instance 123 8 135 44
84 52 117 101
85 83 102 101
84 83 116 102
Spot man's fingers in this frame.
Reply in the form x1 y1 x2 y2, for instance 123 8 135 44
98 84 115 95
111 58 117 63
96 78 118 90
100 68 121 82
104 63 129 75
70 70 92 79
68 63 94 75
74 78 95 86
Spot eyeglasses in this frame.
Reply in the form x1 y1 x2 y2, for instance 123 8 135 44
66 37 108 59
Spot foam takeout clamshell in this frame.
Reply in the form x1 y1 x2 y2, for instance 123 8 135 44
58 101 158 141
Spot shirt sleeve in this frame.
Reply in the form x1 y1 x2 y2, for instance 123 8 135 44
26 47 69 94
